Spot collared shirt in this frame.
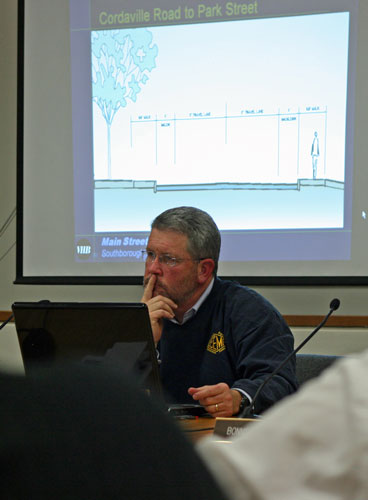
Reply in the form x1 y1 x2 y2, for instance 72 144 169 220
156 278 215 364
169 277 215 325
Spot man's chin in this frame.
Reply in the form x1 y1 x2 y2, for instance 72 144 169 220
153 285 170 299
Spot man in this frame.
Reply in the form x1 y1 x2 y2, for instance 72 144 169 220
141 206 297 416
311 130 320 179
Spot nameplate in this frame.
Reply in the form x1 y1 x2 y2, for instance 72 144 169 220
213 417 258 439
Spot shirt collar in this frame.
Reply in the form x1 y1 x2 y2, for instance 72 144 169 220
170 277 215 325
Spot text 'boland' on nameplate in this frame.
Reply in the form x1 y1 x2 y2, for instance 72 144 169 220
213 417 259 439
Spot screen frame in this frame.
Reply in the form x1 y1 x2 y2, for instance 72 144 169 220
15 0 367 286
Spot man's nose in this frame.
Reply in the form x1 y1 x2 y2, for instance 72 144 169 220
147 256 163 274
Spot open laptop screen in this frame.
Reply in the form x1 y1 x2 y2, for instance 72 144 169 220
11 301 161 397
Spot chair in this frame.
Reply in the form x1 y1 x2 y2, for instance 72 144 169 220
296 353 342 386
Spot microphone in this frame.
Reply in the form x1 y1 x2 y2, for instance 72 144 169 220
241 298 340 418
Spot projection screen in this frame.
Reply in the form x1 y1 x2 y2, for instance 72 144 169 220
17 0 368 285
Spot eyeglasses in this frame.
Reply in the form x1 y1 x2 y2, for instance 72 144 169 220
141 250 206 268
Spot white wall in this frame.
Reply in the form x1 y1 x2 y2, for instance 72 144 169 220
1 0 368 321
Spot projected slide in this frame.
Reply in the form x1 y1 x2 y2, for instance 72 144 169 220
91 13 348 233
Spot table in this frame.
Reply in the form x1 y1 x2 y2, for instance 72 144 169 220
176 416 216 442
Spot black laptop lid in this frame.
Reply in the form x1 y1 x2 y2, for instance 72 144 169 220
11 301 161 397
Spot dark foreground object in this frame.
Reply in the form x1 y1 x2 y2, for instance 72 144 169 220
0 364 227 500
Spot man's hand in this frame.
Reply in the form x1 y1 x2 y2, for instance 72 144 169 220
188 383 242 417
141 275 177 343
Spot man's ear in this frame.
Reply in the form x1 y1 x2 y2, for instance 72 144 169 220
197 259 215 284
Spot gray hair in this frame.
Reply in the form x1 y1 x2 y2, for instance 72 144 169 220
151 206 221 274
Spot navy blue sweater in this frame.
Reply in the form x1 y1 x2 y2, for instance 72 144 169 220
159 278 298 414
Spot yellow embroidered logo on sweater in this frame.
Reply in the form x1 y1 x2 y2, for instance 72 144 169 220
207 332 226 354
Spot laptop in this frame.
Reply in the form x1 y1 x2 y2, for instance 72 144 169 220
11 301 162 397
11 301 208 417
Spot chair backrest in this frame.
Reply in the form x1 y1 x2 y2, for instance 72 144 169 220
296 353 342 386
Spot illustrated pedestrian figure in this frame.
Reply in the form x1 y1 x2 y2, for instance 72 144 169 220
311 131 320 179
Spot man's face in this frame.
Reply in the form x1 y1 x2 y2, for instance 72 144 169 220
143 228 200 307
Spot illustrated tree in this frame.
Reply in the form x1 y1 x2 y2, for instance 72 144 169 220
92 29 158 178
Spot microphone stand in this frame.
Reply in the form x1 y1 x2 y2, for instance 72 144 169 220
241 298 340 418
